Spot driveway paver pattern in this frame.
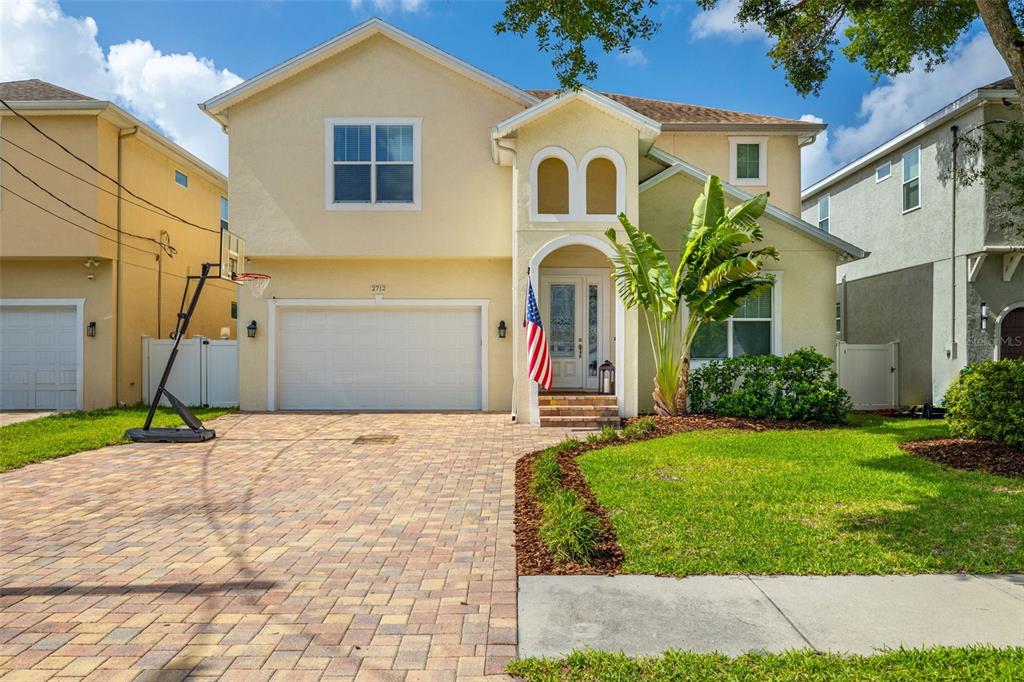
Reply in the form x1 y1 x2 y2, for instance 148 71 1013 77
0 413 572 681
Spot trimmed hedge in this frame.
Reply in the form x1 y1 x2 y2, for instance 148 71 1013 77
688 348 851 423
944 360 1024 449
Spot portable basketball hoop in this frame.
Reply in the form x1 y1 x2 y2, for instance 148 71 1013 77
127 228 269 444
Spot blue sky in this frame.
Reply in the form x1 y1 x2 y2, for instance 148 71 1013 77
3 1 1010 185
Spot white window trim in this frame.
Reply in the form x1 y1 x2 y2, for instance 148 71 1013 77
689 271 783 365
817 193 830 232
0 298 85 410
875 161 892 183
729 136 768 186
529 146 626 223
324 117 422 211
266 298 488 411
174 170 188 188
901 146 921 214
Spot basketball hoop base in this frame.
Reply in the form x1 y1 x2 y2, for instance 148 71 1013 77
126 427 216 443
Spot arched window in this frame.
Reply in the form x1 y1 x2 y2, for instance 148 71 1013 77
537 157 570 215
585 157 617 215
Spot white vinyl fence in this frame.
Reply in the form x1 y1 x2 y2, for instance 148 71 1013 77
836 341 899 410
142 336 239 407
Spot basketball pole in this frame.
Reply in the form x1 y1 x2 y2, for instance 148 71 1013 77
127 261 217 443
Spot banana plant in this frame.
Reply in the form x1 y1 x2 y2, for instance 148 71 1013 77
607 175 778 415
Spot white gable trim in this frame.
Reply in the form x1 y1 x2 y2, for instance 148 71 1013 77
492 87 661 141
642 147 868 261
201 18 538 122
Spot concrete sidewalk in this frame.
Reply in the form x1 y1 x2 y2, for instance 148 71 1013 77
519 574 1024 657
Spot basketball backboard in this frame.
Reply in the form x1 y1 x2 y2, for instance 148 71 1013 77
219 229 245 281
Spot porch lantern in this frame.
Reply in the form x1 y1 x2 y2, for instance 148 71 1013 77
980 302 989 333
86 321 96 337
598 360 615 395
246 320 258 338
498 320 507 339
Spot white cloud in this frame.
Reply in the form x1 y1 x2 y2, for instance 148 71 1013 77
349 0 426 13
0 0 241 172
802 31 1009 187
616 48 648 67
691 0 765 41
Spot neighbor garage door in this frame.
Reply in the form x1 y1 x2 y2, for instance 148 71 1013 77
277 306 482 410
0 305 79 409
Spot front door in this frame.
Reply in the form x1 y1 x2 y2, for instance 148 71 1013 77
1001 307 1024 359
540 275 605 390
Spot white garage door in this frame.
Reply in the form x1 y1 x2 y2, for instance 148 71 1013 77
0 306 79 410
277 306 482 410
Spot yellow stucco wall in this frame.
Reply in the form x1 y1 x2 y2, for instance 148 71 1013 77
226 33 524 258
636 171 838 414
653 133 803 214
1 110 232 407
235 257 514 411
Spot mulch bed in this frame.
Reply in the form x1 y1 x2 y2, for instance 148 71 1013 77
900 437 1024 479
515 414 845 576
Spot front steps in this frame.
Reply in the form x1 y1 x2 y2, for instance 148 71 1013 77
539 394 620 429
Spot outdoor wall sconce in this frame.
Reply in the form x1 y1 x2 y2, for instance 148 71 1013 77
247 320 258 338
980 302 989 333
498 320 507 339
86 321 96 337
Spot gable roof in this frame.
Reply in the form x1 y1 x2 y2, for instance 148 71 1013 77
0 79 95 102
201 18 538 124
492 87 661 142
526 89 824 133
643 146 867 261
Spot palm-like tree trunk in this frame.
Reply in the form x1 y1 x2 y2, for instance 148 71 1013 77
674 356 691 415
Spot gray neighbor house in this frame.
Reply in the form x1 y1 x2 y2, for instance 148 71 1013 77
802 77 1023 408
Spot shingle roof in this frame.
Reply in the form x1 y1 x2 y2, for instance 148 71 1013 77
982 76 1015 90
526 89 809 127
0 79 95 102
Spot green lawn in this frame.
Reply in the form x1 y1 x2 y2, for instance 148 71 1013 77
578 415 1024 575
508 647 1024 681
0 406 235 472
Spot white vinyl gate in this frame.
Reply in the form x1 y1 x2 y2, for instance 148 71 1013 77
142 336 239 407
836 341 899 410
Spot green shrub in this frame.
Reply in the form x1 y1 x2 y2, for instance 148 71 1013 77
549 437 581 454
688 348 851 423
622 416 657 439
944 360 1024 449
538 489 602 563
530 450 562 502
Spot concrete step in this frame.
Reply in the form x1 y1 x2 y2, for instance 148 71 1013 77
540 415 621 429
538 394 617 406
539 405 619 417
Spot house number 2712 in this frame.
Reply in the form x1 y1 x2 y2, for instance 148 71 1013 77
370 284 387 293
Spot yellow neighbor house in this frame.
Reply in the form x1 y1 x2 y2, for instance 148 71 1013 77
201 19 866 425
0 79 235 410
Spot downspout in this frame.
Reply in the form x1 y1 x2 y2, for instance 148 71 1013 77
950 125 959 362
115 126 139 405
157 230 168 338
495 136 519 422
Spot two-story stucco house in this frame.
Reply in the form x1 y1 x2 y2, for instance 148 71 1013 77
802 77 1022 408
202 19 865 424
0 79 234 411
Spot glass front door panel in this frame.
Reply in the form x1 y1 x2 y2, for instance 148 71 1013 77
549 283 576 357
588 284 599 376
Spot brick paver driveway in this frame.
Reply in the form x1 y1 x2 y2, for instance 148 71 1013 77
0 413 571 681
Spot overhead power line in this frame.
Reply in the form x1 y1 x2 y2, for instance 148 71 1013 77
1 134 224 236
0 97 221 235
1 184 159 257
1 156 176 256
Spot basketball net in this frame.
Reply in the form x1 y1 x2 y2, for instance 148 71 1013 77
232 272 271 298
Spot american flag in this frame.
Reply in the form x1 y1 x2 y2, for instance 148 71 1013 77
524 279 552 390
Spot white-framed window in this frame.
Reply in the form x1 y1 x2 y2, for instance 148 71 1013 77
875 161 891 182
902 146 921 213
817 194 830 233
835 301 842 335
174 170 188 188
691 278 782 361
324 117 421 211
729 136 767 186
219 196 229 230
